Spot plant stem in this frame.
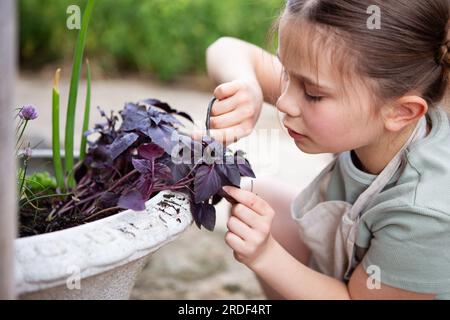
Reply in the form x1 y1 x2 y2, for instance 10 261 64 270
16 120 28 149
65 0 96 189
56 170 138 216
107 169 138 192
79 58 91 162
15 119 24 135
21 193 71 209
18 158 28 200
83 206 120 222
52 68 65 190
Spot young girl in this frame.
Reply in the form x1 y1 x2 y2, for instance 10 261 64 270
203 0 450 300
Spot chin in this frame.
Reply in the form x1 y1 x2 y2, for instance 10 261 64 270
293 140 335 155
294 141 320 154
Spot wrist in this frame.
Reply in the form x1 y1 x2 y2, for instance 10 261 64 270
247 235 279 273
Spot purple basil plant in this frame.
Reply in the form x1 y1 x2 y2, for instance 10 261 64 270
68 99 255 232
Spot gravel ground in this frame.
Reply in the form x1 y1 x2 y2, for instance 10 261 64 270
15 73 332 299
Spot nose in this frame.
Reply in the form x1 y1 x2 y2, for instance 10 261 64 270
276 86 302 118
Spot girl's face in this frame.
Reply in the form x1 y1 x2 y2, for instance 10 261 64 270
277 15 384 154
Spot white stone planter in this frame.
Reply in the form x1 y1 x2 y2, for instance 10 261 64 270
14 151 193 299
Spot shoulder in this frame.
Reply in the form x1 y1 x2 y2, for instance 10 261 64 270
358 107 450 243
366 106 450 219
405 106 450 214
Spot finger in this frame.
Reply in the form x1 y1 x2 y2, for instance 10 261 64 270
192 125 250 145
210 105 255 129
222 186 275 218
227 216 253 240
214 82 241 100
225 231 246 253
231 204 261 229
210 95 239 117
209 126 250 145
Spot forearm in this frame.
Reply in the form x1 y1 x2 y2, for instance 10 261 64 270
250 237 352 300
206 37 282 105
207 37 257 83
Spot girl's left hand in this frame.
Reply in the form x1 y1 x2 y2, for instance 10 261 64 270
222 186 276 269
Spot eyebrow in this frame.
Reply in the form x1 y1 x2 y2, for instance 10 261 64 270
276 52 334 93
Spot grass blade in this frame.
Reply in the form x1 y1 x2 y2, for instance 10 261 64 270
65 0 96 189
52 68 65 190
79 58 91 162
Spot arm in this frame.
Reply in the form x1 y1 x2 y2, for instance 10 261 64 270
253 240 435 300
223 186 436 300
207 37 283 106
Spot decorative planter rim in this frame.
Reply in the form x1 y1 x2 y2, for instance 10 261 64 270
15 189 193 296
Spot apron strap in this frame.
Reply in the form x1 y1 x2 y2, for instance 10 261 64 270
349 115 428 218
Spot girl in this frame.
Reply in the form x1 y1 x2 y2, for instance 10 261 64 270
204 0 450 299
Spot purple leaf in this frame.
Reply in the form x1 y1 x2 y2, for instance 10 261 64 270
163 158 191 183
190 202 202 229
118 189 146 211
191 202 216 231
154 163 172 181
216 163 241 187
136 177 154 198
147 124 176 154
137 143 165 161
97 192 119 209
235 151 256 178
121 103 151 132
194 165 222 204
142 98 194 124
132 158 152 175
199 203 216 232
237 159 256 178
108 133 139 161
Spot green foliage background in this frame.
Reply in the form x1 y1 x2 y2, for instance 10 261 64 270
20 0 282 81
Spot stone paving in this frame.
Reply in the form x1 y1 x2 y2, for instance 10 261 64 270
15 73 332 299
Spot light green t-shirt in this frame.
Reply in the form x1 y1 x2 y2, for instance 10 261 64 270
326 106 450 299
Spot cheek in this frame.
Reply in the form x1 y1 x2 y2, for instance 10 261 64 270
303 105 349 139
303 104 371 149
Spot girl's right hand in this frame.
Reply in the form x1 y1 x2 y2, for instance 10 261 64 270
193 79 264 145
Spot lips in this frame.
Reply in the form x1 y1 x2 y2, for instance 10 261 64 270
285 126 306 141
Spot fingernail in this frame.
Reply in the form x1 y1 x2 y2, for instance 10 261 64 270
222 186 231 193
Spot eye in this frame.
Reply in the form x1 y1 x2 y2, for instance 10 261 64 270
303 84 324 103
304 92 323 103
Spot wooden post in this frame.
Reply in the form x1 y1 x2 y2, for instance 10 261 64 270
0 0 18 300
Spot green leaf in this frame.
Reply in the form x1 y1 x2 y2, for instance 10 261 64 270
52 68 65 190
65 0 96 189
79 58 91 162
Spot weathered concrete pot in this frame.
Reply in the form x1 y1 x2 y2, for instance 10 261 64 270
14 151 193 299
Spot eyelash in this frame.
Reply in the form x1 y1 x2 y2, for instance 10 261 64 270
282 69 323 103
304 91 323 103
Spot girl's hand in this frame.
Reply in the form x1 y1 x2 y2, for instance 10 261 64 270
193 79 263 145
222 186 276 269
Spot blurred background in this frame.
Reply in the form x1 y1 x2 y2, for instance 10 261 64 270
15 0 331 299
19 0 280 81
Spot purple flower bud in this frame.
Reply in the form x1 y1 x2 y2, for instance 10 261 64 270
19 105 38 121
24 147 32 158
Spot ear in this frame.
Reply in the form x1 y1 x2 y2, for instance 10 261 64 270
382 96 428 132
